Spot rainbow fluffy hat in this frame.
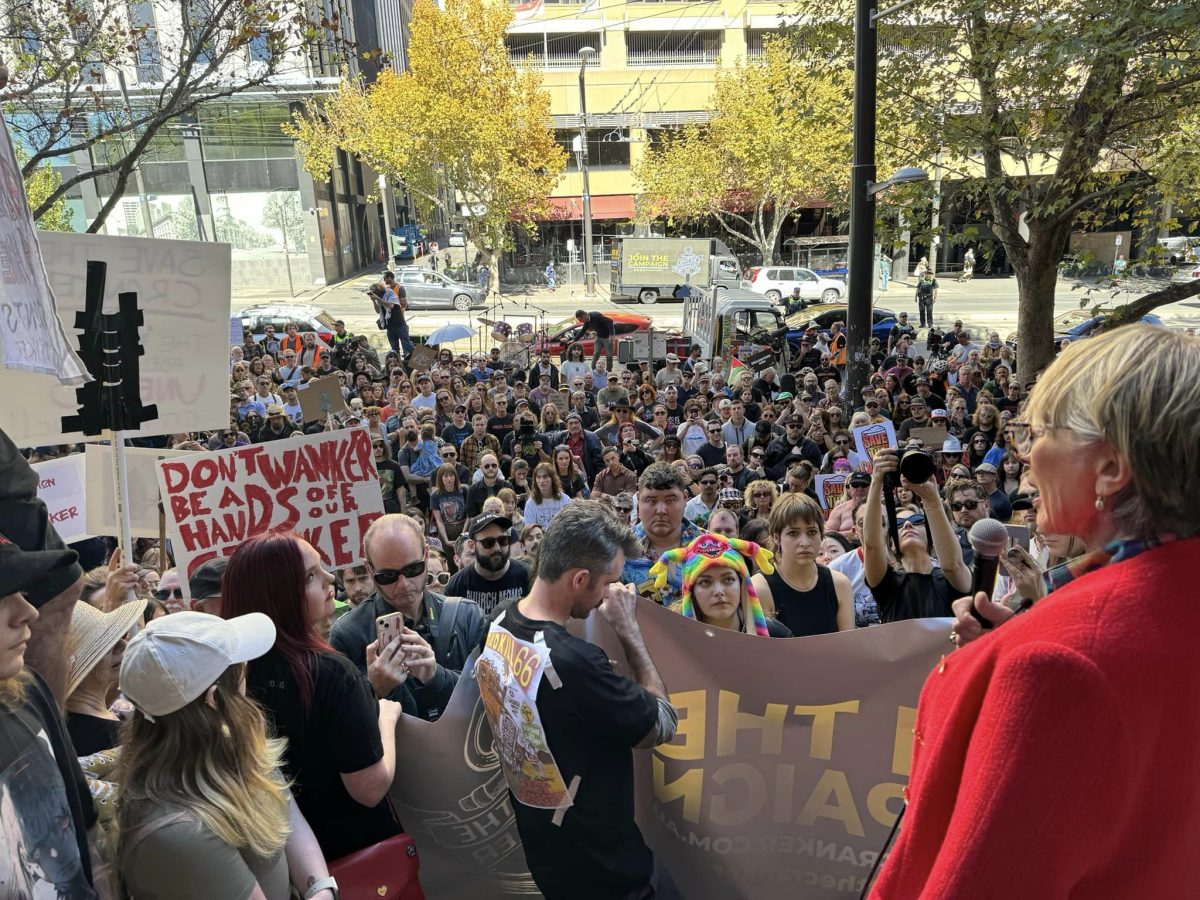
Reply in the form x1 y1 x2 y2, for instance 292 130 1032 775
649 532 776 636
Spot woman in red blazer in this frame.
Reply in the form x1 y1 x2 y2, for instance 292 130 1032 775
872 325 1200 899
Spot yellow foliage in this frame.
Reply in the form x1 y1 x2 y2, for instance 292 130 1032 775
635 38 853 260
285 0 566 254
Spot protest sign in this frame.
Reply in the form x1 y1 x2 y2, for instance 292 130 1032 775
815 474 848 511
0 233 232 447
853 421 897 463
910 426 949 450
32 455 89 542
739 347 775 372
390 610 949 900
0 123 89 386
409 344 437 372
86 445 192 539
230 317 243 345
156 429 385 593
299 375 350 423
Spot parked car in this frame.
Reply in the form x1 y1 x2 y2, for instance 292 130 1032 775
1006 310 1165 352
1159 237 1200 266
786 303 898 344
748 266 845 303
395 267 486 311
236 305 337 345
530 312 690 360
1171 261 1200 284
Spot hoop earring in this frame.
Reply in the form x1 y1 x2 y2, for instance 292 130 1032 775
1095 495 1105 511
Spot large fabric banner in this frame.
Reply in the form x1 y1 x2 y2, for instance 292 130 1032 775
390 604 949 899
156 429 384 593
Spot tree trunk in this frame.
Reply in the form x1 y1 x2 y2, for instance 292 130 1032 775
1013 221 1070 379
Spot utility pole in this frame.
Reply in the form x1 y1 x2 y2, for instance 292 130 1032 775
579 46 597 297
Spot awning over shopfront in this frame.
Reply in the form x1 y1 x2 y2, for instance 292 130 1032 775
546 194 636 221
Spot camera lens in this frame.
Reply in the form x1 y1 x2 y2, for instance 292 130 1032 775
899 449 935 484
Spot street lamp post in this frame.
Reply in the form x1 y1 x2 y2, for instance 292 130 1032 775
845 0 926 405
578 46 597 297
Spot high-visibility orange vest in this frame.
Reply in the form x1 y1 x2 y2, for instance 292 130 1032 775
831 332 848 366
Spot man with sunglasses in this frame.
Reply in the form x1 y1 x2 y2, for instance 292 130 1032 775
332 514 487 722
444 514 529 617
826 472 871 536
466 454 512 517
683 467 721 527
764 414 822 480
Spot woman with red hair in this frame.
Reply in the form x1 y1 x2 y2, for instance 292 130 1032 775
222 532 405 860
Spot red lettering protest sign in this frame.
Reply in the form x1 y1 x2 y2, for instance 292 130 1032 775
156 429 384 595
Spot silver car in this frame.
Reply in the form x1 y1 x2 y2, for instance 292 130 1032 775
396 268 485 312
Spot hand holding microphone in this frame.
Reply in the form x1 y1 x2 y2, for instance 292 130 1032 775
965 518 1010 629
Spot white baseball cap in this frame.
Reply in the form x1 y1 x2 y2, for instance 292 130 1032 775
120 611 276 719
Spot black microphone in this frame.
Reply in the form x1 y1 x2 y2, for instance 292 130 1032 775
967 518 1009 628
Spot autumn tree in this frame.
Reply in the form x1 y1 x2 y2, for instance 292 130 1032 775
286 0 566 293
14 145 72 231
793 0 1200 374
635 38 920 266
1 0 342 231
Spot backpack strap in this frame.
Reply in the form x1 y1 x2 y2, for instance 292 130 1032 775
436 597 464 663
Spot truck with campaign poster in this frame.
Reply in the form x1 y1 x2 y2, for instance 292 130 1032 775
609 237 741 304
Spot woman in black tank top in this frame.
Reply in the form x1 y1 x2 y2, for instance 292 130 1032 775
752 494 855 636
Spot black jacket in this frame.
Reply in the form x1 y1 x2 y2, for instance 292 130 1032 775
543 428 605 484
330 590 488 721
764 435 823 480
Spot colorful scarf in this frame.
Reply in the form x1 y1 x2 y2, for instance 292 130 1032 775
650 533 775 636
1041 538 1160 595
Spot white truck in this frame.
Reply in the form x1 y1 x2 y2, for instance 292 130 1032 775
680 286 791 371
609 237 742 305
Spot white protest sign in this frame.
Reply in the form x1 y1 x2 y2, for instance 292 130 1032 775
156 429 385 594
0 232 232 446
31 454 90 542
853 420 897 464
0 122 90 385
85 444 194 539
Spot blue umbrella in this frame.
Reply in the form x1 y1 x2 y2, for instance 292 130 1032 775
425 323 476 345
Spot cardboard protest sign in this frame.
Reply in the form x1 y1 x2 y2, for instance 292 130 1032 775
853 420 897 463
85 445 193 539
32 455 89 542
0 233 232 447
0 124 90 386
739 347 775 372
389 608 949 900
815 474 848 511
910 426 949 450
156 429 385 593
408 344 437 372
299 375 350 423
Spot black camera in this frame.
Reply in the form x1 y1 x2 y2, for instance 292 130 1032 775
899 448 935 484
518 422 536 438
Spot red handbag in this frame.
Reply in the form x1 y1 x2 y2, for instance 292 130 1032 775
329 832 426 900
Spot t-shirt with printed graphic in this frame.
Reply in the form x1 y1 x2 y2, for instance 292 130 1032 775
495 604 659 900
0 669 97 898
444 559 529 617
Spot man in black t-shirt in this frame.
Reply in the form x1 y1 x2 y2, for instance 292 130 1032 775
444 514 529 616
575 308 615 368
479 502 680 900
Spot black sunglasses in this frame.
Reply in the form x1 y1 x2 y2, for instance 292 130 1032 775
949 500 980 512
154 587 183 601
372 561 426 584
476 535 511 550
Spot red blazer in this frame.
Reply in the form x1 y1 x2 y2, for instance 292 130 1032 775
872 538 1200 899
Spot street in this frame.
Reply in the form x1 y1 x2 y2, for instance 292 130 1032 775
233 262 1200 357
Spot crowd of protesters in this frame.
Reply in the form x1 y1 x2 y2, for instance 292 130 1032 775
3 271 1198 900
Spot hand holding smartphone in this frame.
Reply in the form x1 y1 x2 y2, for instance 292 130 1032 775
376 612 406 652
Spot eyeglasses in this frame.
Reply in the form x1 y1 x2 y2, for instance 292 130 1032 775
688 461 703 469
949 500 980 512
154 587 183 601
896 514 927 527
752 491 772 499
426 571 451 588
614 506 633 514
834 438 851 445
482 463 498 469
699 479 717 486
1007 420 1060 458
476 535 511 550
371 561 426 584
750 452 764 459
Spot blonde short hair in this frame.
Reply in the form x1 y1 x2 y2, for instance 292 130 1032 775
1023 325 1200 539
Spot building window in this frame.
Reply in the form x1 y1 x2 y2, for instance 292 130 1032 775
555 129 631 168
506 32 602 69
127 1 163 82
626 31 721 67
